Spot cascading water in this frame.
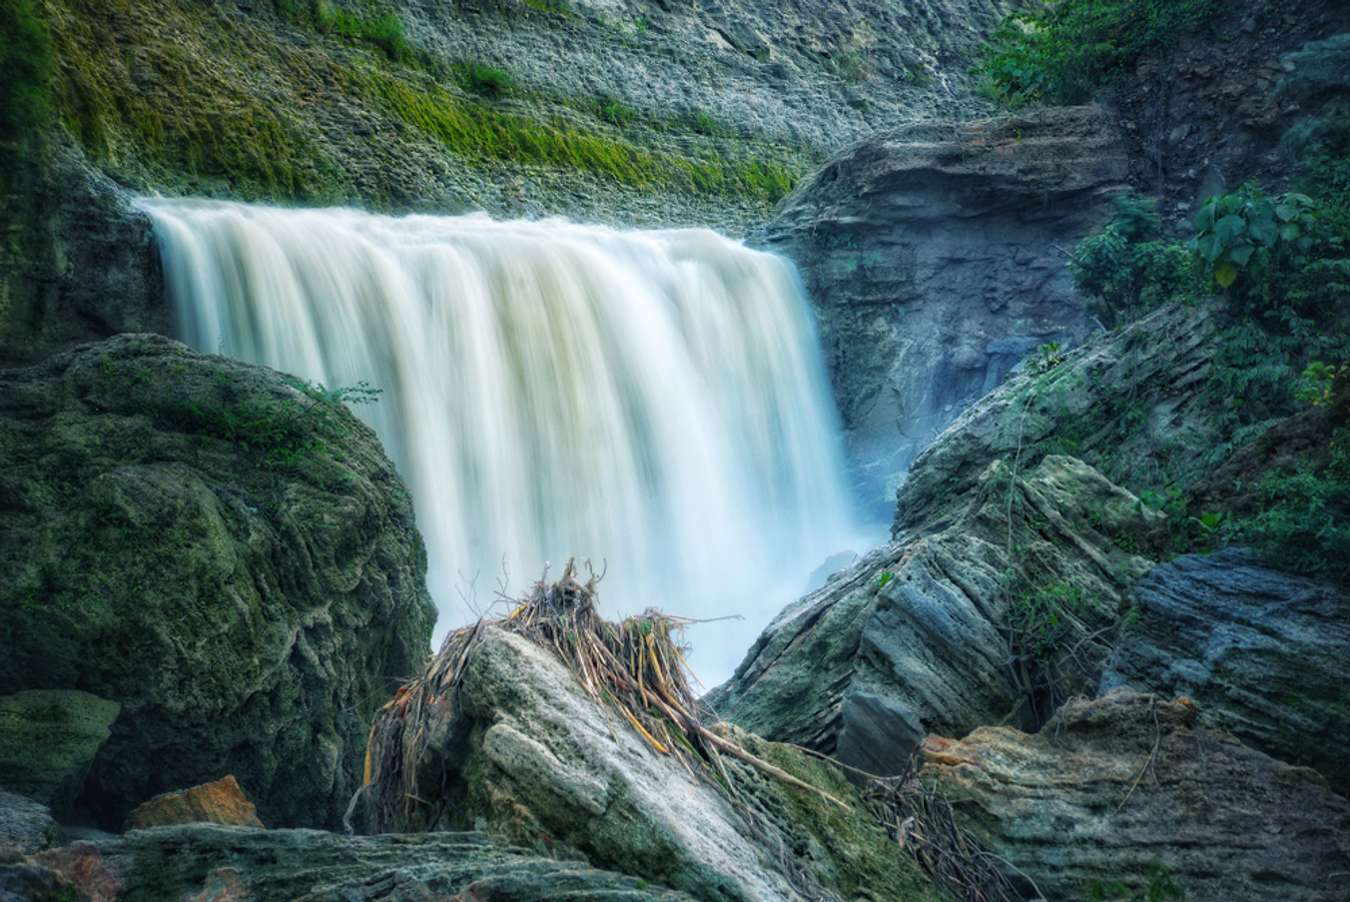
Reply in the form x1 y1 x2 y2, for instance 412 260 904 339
140 198 863 683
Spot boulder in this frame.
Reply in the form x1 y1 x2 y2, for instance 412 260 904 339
0 334 436 829
763 105 1126 510
0 792 59 856
708 455 1163 778
0 690 120 816
125 775 264 831
1102 550 1350 795
920 689 1350 901
31 825 691 901
361 623 941 902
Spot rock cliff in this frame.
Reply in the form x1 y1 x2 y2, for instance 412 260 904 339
762 105 1125 510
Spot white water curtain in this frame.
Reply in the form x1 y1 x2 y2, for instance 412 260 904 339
141 199 860 682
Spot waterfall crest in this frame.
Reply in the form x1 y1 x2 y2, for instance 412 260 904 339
141 198 860 681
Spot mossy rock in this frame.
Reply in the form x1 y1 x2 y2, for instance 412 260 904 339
0 334 435 829
0 690 119 816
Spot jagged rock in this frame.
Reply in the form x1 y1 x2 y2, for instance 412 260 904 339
0 335 436 829
708 455 1163 777
897 302 1223 535
125 775 264 831
920 689 1350 901
0 792 59 856
762 105 1126 510
0 690 120 816
1102 550 1350 795
362 626 941 902
30 825 690 901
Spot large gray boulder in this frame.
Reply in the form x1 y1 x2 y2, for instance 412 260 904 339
921 689 1350 901
361 624 942 901
1102 549 1350 795
763 105 1126 510
0 334 436 829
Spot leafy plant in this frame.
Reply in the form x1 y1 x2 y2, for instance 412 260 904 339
1296 361 1347 407
1189 187 1317 290
1071 194 1202 326
877 570 894 589
975 0 1220 107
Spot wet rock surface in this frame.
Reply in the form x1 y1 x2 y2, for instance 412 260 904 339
1102 549 1350 796
0 334 436 830
761 105 1125 510
920 690 1350 902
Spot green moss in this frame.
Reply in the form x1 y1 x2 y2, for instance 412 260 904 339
0 0 52 145
741 733 948 901
37 0 804 208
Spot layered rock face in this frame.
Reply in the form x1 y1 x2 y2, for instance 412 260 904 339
1102 550 1350 796
762 105 1126 510
0 334 436 829
920 690 1350 901
706 453 1163 778
4 821 689 901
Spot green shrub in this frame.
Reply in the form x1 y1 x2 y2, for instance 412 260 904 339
976 0 1220 107
597 97 636 128
1071 194 1202 326
1226 429 1350 583
454 61 515 98
276 1 411 62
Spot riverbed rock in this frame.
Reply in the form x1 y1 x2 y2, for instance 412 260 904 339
920 689 1350 901
763 105 1126 510
125 775 264 831
1101 549 1350 795
0 334 436 829
31 824 691 901
361 625 941 902
0 792 59 856
707 454 1163 778
0 690 120 817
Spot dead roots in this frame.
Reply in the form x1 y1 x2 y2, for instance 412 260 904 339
360 559 847 834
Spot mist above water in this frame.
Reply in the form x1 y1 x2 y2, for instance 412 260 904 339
141 198 863 684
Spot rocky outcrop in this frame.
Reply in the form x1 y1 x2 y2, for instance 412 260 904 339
897 302 1223 534
707 454 1163 778
125 776 264 831
763 105 1126 510
361 625 941 901
10 825 689 901
0 334 436 829
1102 550 1350 796
920 690 1350 901
0 690 120 817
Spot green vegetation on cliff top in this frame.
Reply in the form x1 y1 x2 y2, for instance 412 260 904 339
977 0 1221 107
33 0 806 210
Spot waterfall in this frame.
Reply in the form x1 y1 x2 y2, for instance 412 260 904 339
140 198 862 683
